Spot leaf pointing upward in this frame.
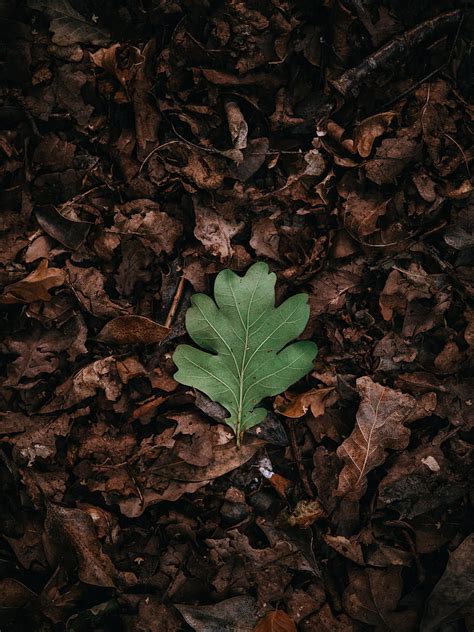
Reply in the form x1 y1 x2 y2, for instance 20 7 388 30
173 262 317 443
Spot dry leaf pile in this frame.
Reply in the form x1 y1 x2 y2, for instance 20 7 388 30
0 1 472 630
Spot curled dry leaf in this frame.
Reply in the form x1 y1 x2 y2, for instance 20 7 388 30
0 259 65 304
254 610 297 632
43 503 134 588
225 100 248 150
274 387 336 418
336 377 416 500
35 205 91 250
193 203 245 262
97 315 170 345
353 112 396 158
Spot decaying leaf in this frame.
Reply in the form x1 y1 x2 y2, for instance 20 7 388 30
176 596 258 632
353 112 396 158
337 377 416 499
0 259 65 304
174 262 317 442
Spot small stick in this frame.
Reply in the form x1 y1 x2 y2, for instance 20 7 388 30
287 420 314 498
164 276 186 329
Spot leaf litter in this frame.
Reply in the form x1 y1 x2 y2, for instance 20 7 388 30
0 0 472 630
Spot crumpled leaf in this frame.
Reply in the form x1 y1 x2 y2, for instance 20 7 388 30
43 503 134 588
344 191 389 239
193 203 245 262
113 199 183 256
336 377 416 499
173 262 317 442
364 134 419 185
176 595 258 632
353 112 396 158
421 533 474 632
66 261 131 318
254 610 297 632
97 315 169 345
0 259 65 304
274 387 336 418
28 0 110 46
2 325 70 386
343 567 417 631
40 356 122 413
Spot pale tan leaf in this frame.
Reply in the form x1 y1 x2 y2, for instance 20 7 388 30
0 259 65 304
336 377 416 499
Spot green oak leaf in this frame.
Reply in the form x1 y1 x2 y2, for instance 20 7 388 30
173 262 318 444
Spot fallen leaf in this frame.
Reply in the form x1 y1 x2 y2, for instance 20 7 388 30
343 567 417 631
35 205 91 250
421 533 474 631
274 387 336 418
353 112 396 157
28 0 110 46
66 261 131 318
113 199 183 256
97 315 169 345
193 203 245 261
43 503 133 588
254 610 297 632
336 377 416 499
0 259 65 304
225 101 248 150
365 134 419 185
250 216 281 261
344 191 389 239
176 595 258 632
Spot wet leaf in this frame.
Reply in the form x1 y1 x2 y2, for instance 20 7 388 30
174 262 317 442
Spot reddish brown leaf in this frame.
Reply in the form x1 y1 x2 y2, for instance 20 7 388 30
97 315 169 345
254 610 297 632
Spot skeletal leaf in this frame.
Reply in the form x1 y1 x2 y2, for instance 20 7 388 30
173 262 317 443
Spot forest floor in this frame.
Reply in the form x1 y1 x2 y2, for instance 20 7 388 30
0 0 473 630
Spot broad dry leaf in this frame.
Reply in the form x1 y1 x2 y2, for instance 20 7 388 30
336 377 416 499
353 112 396 157
274 387 336 418
193 204 244 261
97 315 169 345
0 259 65 304
254 609 297 632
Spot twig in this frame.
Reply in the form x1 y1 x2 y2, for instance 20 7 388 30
332 9 462 98
164 275 186 329
286 420 314 498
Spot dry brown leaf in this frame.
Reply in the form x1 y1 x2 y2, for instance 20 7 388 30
343 567 417 631
66 261 131 318
35 205 91 250
193 204 244 261
225 101 248 150
336 377 416 499
0 259 65 304
43 503 134 588
365 135 419 185
250 216 281 261
353 112 396 158
344 191 389 238
274 387 336 418
97 315 169 345
254 610 297 632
